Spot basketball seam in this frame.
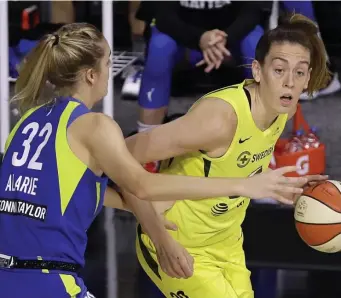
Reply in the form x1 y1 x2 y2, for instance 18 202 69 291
329 181 341 196
295 220 341 225
301 194 341 214
296 221 341 246
309 231 341 247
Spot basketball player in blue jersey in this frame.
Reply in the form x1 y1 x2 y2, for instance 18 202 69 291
0 23 308 298
124 14 331 298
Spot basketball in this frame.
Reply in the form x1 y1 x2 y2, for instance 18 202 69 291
294 180 341 253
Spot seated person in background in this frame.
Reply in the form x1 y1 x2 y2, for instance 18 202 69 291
136 1 270 161
281 0 341 100
121 1 157 98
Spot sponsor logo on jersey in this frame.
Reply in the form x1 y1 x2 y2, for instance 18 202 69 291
237 145 274 168
0 198 47 221
170 290 189 298
251 145 275 163
211 203 229 216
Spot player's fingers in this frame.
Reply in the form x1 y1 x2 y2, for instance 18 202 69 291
278 176 308 185
161 260 179 278
180 249 194 278
275 166 299 175
184 253 194 277
163 219 178 231
170 257 187 279
158 253 178 278
273 185 304 194
306 174 328 182
177 255 193 278
272 194 295 205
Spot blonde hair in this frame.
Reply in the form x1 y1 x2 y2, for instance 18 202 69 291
12 23 104 114
255 13 331 95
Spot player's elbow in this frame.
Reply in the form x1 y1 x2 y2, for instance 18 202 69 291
131 173 159 201
133 186 149 201
128 178 150 201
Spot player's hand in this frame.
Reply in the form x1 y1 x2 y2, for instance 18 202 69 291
285 174 329 204
244 166 309 205
153 233 194 279
304 174 329 187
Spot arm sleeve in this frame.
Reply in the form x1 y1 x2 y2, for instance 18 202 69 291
224 2 268 46
154 2 205 50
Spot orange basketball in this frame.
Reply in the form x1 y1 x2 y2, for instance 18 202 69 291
294 180 341 253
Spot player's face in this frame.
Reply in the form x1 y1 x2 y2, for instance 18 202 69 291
253 42 311 114
91 40 111 102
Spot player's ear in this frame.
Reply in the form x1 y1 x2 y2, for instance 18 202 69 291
252 60 261 83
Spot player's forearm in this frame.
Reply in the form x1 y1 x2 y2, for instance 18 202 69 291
122 189 168 244
139 173 245 201
125 133 168 164
103 187 131 212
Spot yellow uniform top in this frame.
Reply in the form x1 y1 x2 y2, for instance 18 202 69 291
159 80 288 247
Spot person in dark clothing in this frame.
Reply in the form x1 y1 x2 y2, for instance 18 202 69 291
135 1 269 157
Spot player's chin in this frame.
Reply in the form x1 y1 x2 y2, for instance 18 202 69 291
276 99 296 113
274 104 292 115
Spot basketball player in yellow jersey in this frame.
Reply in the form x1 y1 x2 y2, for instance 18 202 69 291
124 14 331 297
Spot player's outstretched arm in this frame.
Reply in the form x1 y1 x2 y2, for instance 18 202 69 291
125 98 234 164
82 113 307 203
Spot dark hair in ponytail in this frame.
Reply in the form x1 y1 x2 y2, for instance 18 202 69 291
255 13 331 95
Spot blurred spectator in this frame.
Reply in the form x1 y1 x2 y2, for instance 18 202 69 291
51 0 75 24
121 1 158 99
128 0 146 52
135 1 270 152
9 1 75 80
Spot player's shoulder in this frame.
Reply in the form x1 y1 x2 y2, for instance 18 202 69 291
72 112 121 135
68 112 123 151
200 83 242 100
191 96 238 134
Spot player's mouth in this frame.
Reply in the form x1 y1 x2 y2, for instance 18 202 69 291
280 94 293 107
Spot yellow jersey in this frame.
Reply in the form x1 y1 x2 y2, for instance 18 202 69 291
159 80 288 247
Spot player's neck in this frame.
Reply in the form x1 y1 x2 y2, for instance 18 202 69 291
251 85 278 131
71 90 94 109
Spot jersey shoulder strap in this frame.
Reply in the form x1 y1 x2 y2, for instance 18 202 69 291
190 80 251 119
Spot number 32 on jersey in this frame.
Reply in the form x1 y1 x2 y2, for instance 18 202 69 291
12 122 53 170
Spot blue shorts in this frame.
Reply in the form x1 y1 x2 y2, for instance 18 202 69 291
0 269 95 298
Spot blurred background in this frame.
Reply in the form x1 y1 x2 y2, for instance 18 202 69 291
1 1 341 298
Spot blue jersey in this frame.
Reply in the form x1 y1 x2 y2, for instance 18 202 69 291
0 97 108 268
